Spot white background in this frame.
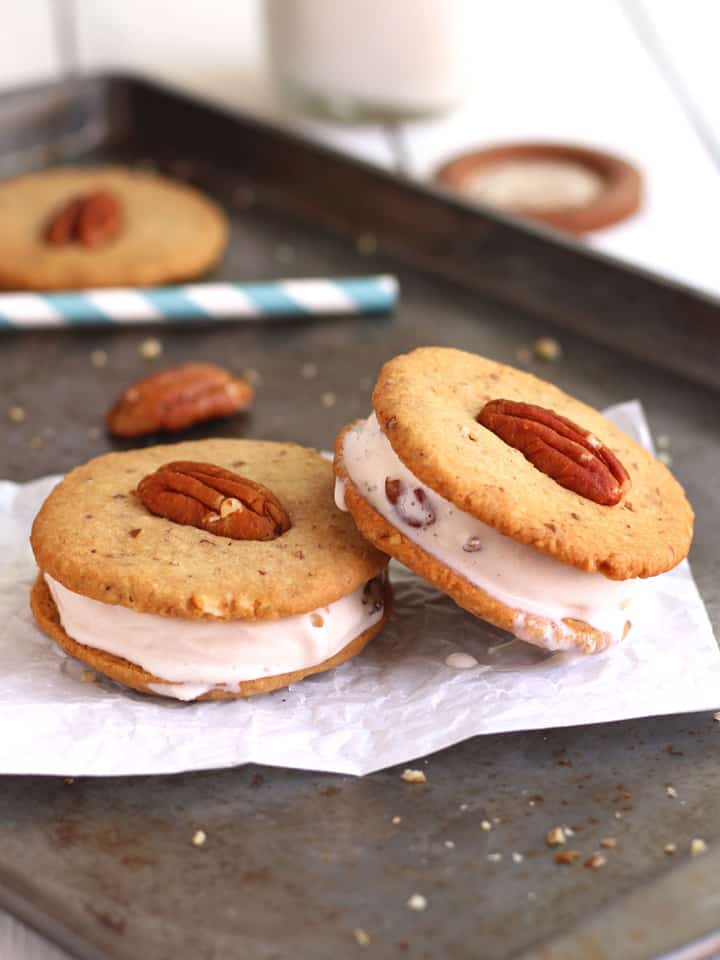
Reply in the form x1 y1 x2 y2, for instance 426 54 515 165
2 2 720 956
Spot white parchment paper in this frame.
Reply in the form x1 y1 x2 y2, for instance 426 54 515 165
1 401 718 777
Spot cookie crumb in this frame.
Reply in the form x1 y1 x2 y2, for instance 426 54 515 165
486 853 502 863
600 837 616 849
356 233 378 256
321 392 337 408
512 852 524 863
690 838 707 857
64 777 75 785
8 405 26 423
546 827 566 847
554 850 580 865
191 829 207 847
533 336 562 362
406 893 427 911
444 840 455 849
666 786 678 798
584 852 606 869
614 811 623 819
392 816 402 824
29 435 45 449
90 349 109 368
401 769 426 784
664 843 676 855
80 670 96 683
274 243 295 264
139 337 163 360
353 928 371 947
481 820 492 832
301 362 318 380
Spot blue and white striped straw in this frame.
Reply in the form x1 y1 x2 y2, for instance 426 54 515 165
0 274 398 330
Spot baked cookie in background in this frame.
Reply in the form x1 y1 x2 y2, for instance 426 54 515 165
334 347 693 655
0 166 228 290
30 439 390 700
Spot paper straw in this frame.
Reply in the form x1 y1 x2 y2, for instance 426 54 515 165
0 274 398 330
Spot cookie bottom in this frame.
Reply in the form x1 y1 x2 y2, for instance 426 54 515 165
31 574 392 701
335 445 629 655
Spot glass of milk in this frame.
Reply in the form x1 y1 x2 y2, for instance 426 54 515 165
264 0 466 121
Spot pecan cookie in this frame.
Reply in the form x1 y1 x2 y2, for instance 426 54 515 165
30 439 390 700
334 347 693 655
0 166 227 290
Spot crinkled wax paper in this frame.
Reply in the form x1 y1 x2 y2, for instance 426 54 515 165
0 402 717 776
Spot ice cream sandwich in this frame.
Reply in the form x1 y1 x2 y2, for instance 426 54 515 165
31 439 390 700
334 347 693 654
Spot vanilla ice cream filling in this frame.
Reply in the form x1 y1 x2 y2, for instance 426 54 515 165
337 414 636 648
45 573 385 699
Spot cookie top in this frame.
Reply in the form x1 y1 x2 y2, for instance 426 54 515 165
0 166 227 290
372 347 693 579
31 439 388 620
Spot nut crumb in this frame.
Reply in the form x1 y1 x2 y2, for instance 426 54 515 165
600 837 617 849
391 816 402 824
481 820 492 831
80 670 96 683
666 786 678 798
139 337 163 360
554 850 580 865
8 405 26 423
356 233 378 256
486 853 502 863
533 336 562 362
401 769 426 784
353 928 371 947
274 243 295 264
406 893 427 911
301 362 318 380
321 391 336 408
90 349 108 368
584 853 606 869
614 811 623 819
546 827 566 847
192 829 207 847
664 843 676 854
690 838 707 857
563 826 575 837
512 852 524 863
444 840 455 849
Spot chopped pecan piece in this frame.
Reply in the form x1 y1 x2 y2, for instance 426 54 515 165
477 399 630 506
385 478 435 528
137 461 291 541
106 363 253 437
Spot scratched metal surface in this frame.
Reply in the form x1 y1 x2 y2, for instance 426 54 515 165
1 77 720 960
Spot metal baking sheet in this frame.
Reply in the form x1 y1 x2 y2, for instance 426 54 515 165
2 76 719 960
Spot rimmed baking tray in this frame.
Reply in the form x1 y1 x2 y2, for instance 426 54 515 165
2 75 719 960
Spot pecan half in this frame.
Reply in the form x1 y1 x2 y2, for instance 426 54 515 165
106 364 254 437
137 461 291 541
477 399 630 506
45 191 122 248
385 478 436 528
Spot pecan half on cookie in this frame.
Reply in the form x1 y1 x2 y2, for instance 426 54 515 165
45 191 122 248
137 461 291 541
477 399 630 506
106 363 254 437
